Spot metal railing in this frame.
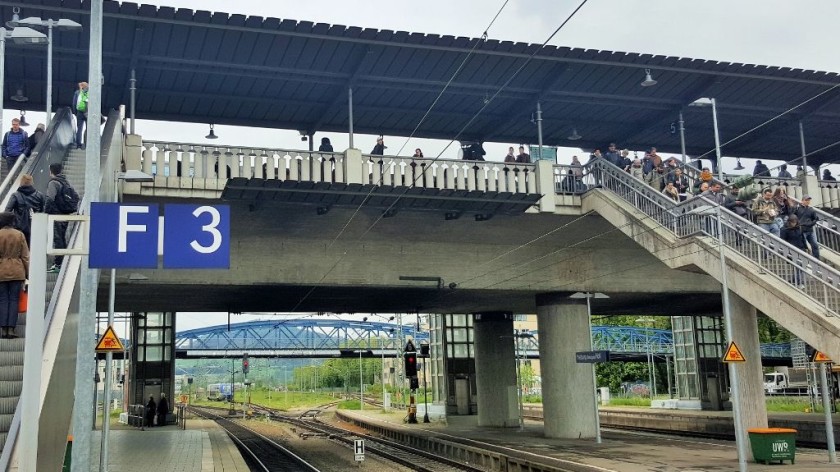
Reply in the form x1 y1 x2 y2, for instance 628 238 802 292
584 159 840 320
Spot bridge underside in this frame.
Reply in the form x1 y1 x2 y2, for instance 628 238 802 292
102 197 722 314
101 283 721 315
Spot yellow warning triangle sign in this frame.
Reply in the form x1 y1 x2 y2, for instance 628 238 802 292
95 326 125 353
812 351 832 363
722 342 746 363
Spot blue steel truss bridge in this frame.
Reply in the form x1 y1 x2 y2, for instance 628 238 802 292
174 320 791 363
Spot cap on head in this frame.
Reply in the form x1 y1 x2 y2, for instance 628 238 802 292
803 195 812 200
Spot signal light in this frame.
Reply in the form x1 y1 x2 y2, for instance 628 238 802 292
404 352 417 377
242 353 250 375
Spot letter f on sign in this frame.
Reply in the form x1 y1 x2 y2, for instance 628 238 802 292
118 206 150 252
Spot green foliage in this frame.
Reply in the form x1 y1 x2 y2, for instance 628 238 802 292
337 400 362 410
596 361 653 393
756 316 791 344
608 397 651 407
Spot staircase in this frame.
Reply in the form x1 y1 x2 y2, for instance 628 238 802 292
582 160 840 362
0 145 76 459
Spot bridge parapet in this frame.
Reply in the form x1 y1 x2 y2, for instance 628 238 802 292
126 139 584 212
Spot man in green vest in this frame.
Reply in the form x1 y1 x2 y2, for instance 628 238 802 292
71 81 89 149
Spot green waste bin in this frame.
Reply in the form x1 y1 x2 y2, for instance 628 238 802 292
62 435 72 471
747 428 797 465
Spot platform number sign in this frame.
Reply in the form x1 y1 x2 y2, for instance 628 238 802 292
89 203 230 269
354 439 364 462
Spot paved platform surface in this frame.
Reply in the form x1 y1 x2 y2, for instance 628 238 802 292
338 409 839 472
89 419 249 472
598 405 840 422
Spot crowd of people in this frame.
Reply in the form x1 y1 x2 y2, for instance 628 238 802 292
583 143 822 261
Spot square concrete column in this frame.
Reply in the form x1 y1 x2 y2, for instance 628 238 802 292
473 312 519 427
537 296 597 439
728 291 768 431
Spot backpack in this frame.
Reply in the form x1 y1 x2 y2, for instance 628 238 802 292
11 193 34 235
76 90 89 112
52 178 80 214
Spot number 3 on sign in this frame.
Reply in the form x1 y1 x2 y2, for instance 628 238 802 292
190 206 223 254
163 204 230 269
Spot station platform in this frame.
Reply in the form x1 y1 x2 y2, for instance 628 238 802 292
334 408 839 472
88 419 248 472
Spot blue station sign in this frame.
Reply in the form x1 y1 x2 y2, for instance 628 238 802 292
89 203 230 269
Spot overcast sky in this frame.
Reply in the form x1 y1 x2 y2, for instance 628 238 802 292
78 0 838 331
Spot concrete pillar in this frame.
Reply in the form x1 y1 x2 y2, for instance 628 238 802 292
344 148 363 184
473 312 519 427
728 291 768 431
801 174 822 207
535 160 556 213
537 296 597 438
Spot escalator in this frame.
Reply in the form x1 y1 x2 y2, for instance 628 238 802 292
581 160 840 362
0 108 125 471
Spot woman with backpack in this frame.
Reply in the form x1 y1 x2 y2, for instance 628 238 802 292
5 174 45 247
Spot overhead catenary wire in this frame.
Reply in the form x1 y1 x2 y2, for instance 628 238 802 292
288 0 516 312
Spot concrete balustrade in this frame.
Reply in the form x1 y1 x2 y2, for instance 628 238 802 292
129 141 550 201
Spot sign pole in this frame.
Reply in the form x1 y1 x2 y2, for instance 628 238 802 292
818 361 837 463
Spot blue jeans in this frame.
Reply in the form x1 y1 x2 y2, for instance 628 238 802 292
75 112 87 148
804 231 820 260
0 280 22 328
758 222 780 236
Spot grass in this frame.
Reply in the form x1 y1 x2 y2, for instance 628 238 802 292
337 400 362 410
191 390 340 411
608 397 652 407
765 396 830 413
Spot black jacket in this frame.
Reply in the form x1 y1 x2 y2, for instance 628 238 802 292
780 225 807 250
371 143 385 155
795 205 819 232
6 185 46 239
27 129 44 157
753 163 770 177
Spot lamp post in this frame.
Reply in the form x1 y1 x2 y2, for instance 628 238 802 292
11 17 83 126
0 26 48 137
636 317 657 398
420 341 430 423
100 171 153 472
692 97 748 472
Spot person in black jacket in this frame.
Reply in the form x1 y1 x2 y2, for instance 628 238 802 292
752 160 770 177
318 137 333 152
780 215 808 286
5 174 46 246
145 396 157 427
371 136 386 155
26 124 45 157
795 196 820 260
157 393 169 427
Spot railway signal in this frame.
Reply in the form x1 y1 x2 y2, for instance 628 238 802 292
404 352 418 377
242 353 250 375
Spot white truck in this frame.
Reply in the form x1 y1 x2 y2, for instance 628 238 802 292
763 367 813 395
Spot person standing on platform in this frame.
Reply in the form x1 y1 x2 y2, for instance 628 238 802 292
515 146 530 164
318 137 333 152
6 174 46 246
413 148 424 158
777 164 793 179
145 396 156 427
371 136 386 155
157 393 169 427
752 160 771 177
72 81 89 149
504 147 516 163
1 118 29 171
0 212 28 339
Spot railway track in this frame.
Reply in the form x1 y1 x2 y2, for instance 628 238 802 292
249 402 488 472
191 406 320 472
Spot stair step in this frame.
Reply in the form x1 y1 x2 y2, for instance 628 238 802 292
0 397 17 415
0 352 23 366
0 339 23 352
0 367 22 383
0 414 12 433
0 382 22 398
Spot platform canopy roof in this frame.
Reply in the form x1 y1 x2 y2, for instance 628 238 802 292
7 1 840 165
